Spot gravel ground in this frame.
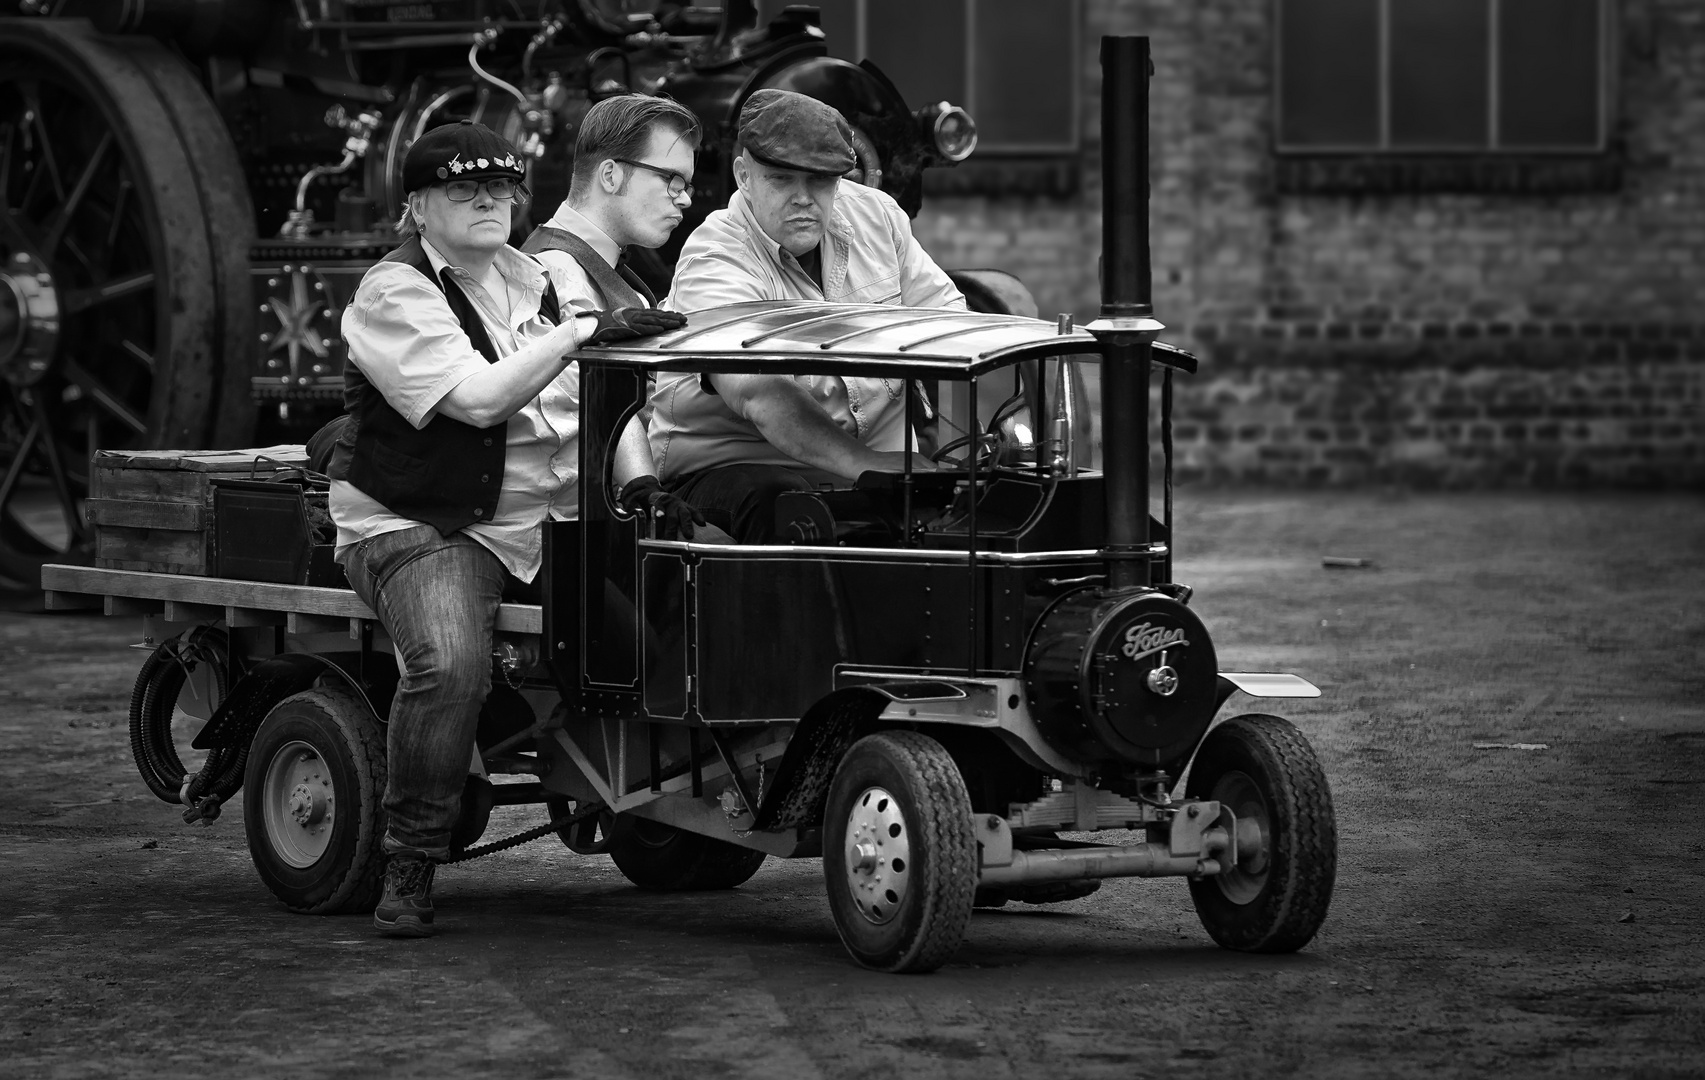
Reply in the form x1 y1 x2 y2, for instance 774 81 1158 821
1 490 1701 1079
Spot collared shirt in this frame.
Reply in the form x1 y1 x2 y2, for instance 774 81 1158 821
331 236 577 581
532 203 625 304
649 181 966 482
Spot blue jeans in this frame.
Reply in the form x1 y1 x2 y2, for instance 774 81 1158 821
340 526 505 860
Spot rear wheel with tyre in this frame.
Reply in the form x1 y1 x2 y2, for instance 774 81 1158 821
823 731 978 973
243 688 387 915
1185 713 1336 952
546 795 613 855
606 813 766 891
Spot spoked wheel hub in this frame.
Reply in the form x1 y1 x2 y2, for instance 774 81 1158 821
0 248 57 387
841 785 912 925
0 19 254 586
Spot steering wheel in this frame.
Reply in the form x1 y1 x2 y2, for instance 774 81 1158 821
930 432 1000 471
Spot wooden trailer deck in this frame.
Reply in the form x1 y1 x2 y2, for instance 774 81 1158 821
39 564 543 636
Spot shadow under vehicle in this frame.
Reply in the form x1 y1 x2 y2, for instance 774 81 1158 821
38 36 1336 972
0 0 987 587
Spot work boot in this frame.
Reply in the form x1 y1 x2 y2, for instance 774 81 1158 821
374 854 437 938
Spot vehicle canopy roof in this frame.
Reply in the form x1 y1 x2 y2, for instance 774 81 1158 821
579 301 1196 379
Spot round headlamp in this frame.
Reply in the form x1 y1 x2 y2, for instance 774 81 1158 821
917 102 978 162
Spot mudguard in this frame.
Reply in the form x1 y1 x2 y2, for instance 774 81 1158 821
751 688 888 831
1214 672 1322 713
191 653 374 750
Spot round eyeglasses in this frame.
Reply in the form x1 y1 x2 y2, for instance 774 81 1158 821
443 177 528 204
614 158 694 198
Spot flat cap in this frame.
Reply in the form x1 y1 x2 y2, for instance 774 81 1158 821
402 120 528 193
737 89 855 176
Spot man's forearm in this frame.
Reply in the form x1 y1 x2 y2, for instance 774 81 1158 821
611 414 656 490
740 380 890 480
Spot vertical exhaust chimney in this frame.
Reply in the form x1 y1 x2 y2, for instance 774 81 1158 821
1087 36 1165 589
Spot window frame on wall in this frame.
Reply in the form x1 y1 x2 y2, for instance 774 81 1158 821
857 0 1081 156
1271 0 1620 193
759 0 1082 186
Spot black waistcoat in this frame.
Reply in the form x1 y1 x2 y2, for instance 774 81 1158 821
327 237 560 536
519 225 656 306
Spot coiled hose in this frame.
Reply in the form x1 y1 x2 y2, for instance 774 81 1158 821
128 627 247 809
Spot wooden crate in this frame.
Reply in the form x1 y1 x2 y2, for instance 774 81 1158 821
88 446 309 575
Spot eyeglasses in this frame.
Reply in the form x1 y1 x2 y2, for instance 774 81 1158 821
613 158 694 198
443 177 529 204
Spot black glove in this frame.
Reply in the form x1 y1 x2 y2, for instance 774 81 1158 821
586 307 688 345
617 474 706 539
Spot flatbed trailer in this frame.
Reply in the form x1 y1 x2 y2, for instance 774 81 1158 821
42 564 542 637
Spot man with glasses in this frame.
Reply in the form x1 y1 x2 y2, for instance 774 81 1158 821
326 120 688 937
647 89 965 543
522 93 717 534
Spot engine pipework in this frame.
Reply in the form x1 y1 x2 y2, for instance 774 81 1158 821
282 105 383 238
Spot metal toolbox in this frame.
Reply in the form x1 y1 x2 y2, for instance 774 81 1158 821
211 478 345 588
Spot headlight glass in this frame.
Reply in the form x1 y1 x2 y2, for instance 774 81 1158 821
932 104 978 161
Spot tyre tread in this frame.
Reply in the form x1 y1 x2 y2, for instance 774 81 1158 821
1187 713 1336 953
245 687 387 915
314 688 389 914
825 731 978 974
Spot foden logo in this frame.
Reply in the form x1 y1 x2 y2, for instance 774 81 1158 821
1121 621 1188 662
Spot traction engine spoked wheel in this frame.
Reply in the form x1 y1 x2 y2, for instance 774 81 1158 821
823 731 978 973
243 689 387 915
0 21 253 587
606 812 768 891
1185 713 1338 953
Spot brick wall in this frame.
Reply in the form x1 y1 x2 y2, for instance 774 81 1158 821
912 0 1705 488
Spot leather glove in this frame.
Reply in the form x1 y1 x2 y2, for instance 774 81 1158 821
585 307 687 345
617 475 706 539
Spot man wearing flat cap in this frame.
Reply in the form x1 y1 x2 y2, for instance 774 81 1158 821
326 119 688 938
648 88 967 543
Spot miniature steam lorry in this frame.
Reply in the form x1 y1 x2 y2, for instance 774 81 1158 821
39 37 1336 973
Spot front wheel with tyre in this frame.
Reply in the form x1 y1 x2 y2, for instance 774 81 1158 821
1186 713 1336 953
606 813 766 891
823 731 978 973
243 688 387 915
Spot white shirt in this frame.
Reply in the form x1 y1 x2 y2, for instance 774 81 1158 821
331 236 578 582
648 181 965 482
